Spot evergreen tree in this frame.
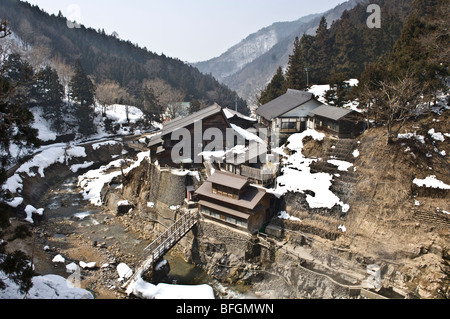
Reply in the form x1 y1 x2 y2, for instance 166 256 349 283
285 35 313 90
332 10 363 78
33 66 66 133
311 17 332 84
69 60 96 136
257 66 286 105
2 53 34 106
189 100 201 114
388 0 448 101
69 60 95 108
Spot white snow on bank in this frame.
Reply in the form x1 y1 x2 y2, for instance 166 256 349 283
398 132 426 144
327 159 354 171
308 79 360 110
31 107 57 142
413 175 450 189
428 129 445 142
117 200 130 206
278 211 301 222
52 254 65 263
24 205 44 224
70 161 94 173
78 151 150 206
105 104 143 124
6 197 23 208
117 263 133 281
266 130 349 212
3 145 87 194
92 140 120 150
126 276 215 300
0 271 93 299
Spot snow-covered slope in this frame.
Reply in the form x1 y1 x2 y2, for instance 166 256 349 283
193 14 319 82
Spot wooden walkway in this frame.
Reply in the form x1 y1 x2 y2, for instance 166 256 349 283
123 210 199 288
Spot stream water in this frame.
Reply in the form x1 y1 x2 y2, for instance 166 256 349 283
39 175 251 299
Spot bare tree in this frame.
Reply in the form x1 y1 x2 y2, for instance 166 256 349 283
51 56 74 103
142 79 186 120
376 74 421 145
96 80 129 116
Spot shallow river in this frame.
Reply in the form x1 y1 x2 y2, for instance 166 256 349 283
39 176 250 299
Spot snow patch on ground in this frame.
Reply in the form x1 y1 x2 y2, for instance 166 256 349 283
77 151 150 206
126 276 215 299
266 130 349 212
413 175 450 189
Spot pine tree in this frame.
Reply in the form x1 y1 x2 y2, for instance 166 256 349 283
388 0 449 101
141 85 164 124
34 66 65 133
1 51 40 200
285 35 313 90
311 17 332 84
69 60 96 136
257 66 286 105
69 60 95 108
332 10 363 78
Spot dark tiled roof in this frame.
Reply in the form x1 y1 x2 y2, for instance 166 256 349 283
195 176 266 211
147 103 228 148
162 103 228 136
207 170 248 190
309 105 354 121
256 89 315 120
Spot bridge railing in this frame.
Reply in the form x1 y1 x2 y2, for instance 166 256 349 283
123 210 199 288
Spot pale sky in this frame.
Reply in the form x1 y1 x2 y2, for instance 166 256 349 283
25 0 346 62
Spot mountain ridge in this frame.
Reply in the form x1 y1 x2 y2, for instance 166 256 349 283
193 13 321 81
194 0 360 104
0 0 248 112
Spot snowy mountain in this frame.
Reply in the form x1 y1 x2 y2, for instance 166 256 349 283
193 14 320 82
194 0 360 104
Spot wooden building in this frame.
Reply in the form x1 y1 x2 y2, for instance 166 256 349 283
307 105 366 139
256 89 324 144
147 103 231 168
195 171 274 234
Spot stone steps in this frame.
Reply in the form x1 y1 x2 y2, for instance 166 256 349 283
413 210 450 227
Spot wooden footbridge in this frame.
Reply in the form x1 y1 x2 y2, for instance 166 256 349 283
123 210 200 288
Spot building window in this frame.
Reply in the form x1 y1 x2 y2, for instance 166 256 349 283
281 118 297 131
201 206 247 228
237 219 247 227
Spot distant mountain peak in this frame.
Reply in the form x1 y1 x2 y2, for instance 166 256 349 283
193 0 360 104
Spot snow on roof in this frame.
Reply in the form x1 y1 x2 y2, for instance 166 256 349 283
223 107 256 122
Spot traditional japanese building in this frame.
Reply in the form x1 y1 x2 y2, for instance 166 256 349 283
256 89 324 144
195 171 274 234
147 103 231 168
307 104 366 139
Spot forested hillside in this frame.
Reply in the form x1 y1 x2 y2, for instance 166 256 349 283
0 0 247 113
258 0 413 105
